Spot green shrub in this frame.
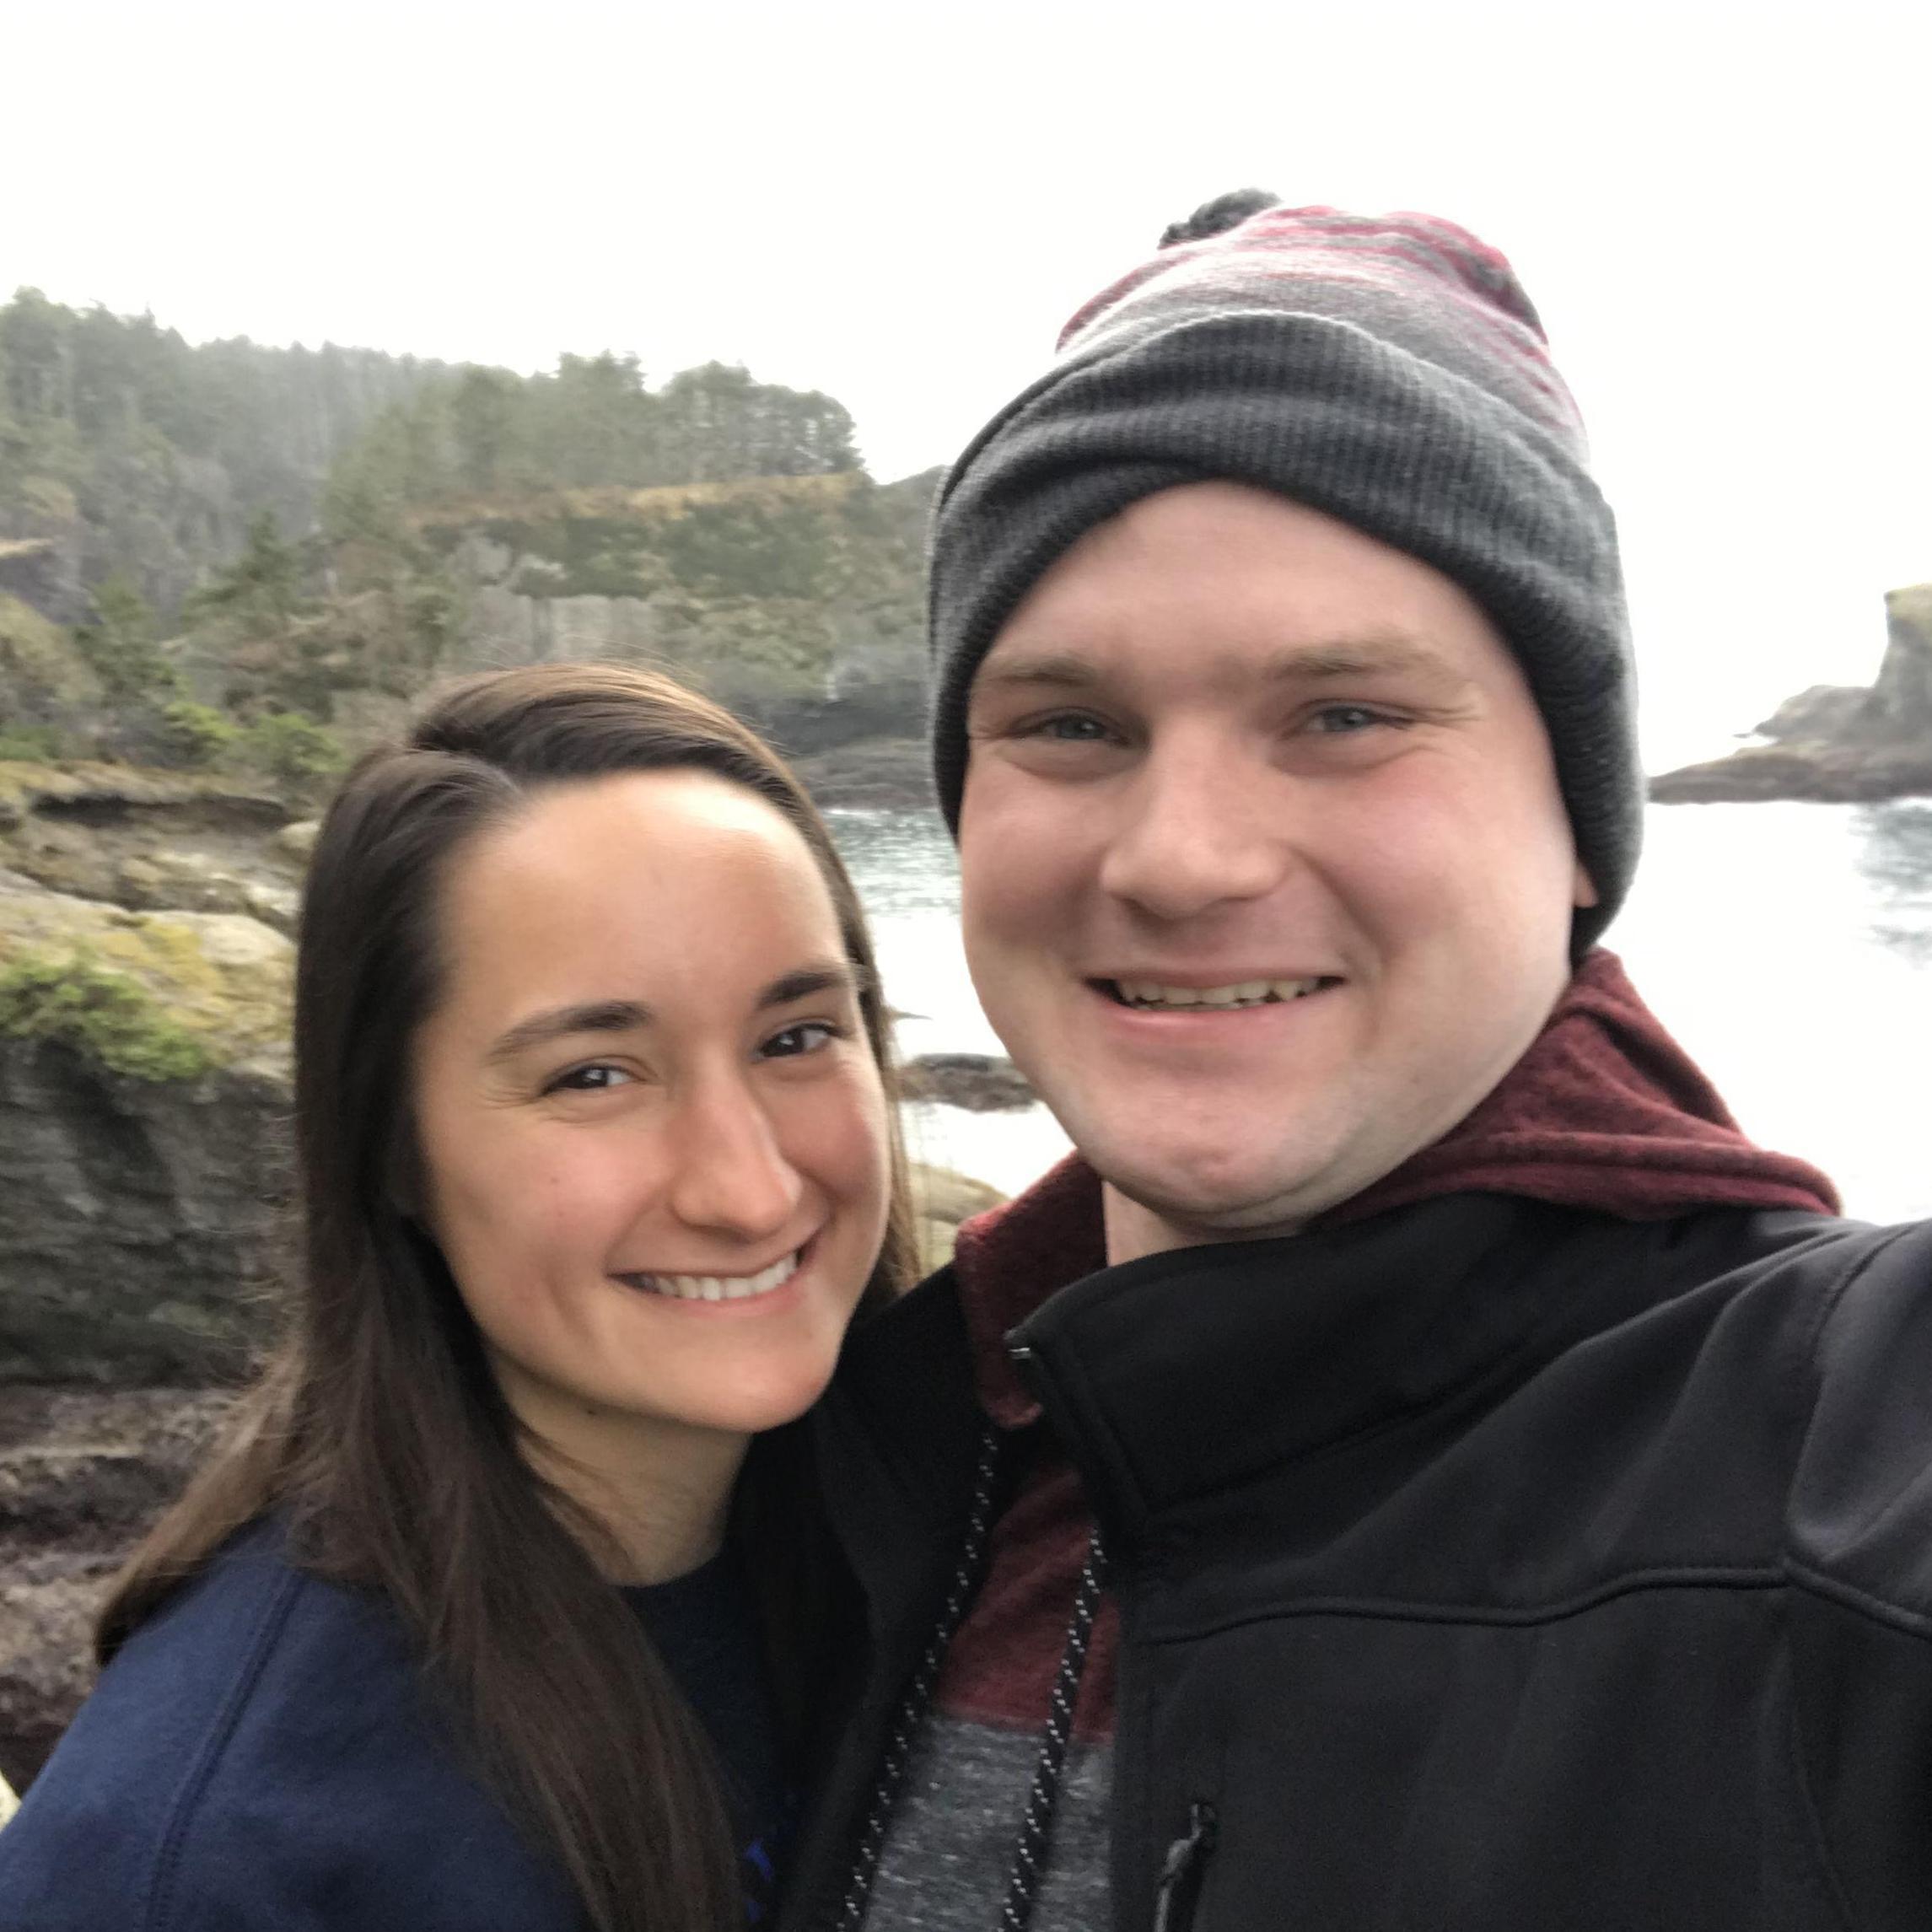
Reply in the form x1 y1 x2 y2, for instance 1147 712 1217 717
234 712 347 784
0 948 213 1082
0 724 67 761
71 576 179 704
159 701 240 768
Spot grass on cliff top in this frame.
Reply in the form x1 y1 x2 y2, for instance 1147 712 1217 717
0 945 215 1081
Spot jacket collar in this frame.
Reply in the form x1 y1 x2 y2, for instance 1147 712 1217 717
1007 1193 1690 1558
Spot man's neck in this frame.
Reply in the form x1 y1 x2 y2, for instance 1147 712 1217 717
1101 1181 1305 1267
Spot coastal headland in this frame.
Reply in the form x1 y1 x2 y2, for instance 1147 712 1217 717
1651 584 1932 804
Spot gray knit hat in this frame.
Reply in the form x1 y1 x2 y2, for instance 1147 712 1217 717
928 196 1640 951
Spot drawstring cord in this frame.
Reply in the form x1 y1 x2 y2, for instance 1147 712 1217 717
997 1528 1109 1932
831 1425 1004 1930
830 1424 1111 1932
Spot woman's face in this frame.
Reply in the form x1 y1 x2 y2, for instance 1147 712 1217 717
411 767 891 1456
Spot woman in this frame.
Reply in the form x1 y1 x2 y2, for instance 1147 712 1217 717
0 665 917 1932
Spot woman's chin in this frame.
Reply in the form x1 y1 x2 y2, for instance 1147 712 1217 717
670 1354 841 1438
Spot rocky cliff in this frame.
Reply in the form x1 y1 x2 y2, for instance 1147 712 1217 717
415 471 938 759
1652 584 1932 803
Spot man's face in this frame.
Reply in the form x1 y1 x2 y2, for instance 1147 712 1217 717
958 482 1595 1261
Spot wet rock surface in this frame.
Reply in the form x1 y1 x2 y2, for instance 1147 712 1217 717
899 1052 1037 1112
909 1160 1007 1273
0 761 305 934
0 1386 231 1793
792 736 934 810
0 870 294 1385
1652 584 1932 804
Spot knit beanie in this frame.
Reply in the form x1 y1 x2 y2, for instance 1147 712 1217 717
928 195 1640 951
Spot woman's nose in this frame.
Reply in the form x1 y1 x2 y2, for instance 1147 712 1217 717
664 1076 805 1241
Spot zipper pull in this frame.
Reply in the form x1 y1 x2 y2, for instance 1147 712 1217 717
1150 1800 1218 1932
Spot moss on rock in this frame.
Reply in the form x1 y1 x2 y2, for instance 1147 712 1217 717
0 949 213 1081
0 879 292 1083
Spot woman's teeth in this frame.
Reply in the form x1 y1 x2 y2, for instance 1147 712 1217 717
627 1251 799 1302
1112 977 1327 1009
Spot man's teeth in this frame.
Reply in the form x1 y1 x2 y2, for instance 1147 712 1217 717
1114 977 1327 1009
628 1251 799 1302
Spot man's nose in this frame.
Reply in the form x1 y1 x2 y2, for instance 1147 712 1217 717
665 1073 804 1242
1096 735 1291 921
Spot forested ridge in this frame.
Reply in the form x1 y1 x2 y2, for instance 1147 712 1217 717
0 290 934 788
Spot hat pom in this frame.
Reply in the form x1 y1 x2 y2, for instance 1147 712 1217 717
1158 188 1281 249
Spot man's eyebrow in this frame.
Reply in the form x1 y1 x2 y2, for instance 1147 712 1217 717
1262 633 1463 681
974 633 1467 692
487 998 652 1063
971 653 1105 692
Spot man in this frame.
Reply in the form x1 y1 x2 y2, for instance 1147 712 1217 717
782 198 1932 1931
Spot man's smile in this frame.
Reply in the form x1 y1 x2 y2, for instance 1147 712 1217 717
1095 975 1340 1010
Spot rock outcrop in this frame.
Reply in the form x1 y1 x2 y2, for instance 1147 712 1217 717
793 737 934 810
0 761 305 933
0 869 293 1384
1652 584 1932 803
898 1052 1038 1112
0 1386 231 1793
421 474 934 760
910 1160 1006 1273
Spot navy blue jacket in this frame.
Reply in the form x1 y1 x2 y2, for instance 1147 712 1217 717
2 1520 583 1931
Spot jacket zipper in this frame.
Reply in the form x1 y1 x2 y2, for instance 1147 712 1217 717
1150 1801 1218 1932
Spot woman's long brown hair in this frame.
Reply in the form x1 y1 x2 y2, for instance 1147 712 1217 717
97 663 919 1932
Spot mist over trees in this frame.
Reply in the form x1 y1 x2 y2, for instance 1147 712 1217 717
0 289 926 785
331 353 860 518
0 290 444 616
0 291 866 622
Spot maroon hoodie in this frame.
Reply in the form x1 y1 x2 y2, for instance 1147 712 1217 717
932 949 1839 1743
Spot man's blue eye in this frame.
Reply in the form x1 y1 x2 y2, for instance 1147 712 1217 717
1037 714 1107 740
1312 705 1386 734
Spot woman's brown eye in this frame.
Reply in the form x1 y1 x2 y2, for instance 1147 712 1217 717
761 1023 836 1060
553 1064 629 1092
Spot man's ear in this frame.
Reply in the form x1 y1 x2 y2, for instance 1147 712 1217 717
1573 861 1600 910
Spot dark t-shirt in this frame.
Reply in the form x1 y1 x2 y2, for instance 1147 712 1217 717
623 1549 795 1923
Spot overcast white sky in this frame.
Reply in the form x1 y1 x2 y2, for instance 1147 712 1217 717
4 0 1929 767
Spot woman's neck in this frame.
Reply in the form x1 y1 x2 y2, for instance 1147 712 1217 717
491 1353 751 1585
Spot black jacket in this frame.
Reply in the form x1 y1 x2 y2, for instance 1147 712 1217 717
785 1194 1932 1931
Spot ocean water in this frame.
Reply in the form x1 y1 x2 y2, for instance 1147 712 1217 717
828 800 1932 1225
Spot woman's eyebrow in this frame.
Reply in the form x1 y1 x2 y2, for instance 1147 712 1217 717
487 966 865 1060
486 998 652 1063
757 961 867 1011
